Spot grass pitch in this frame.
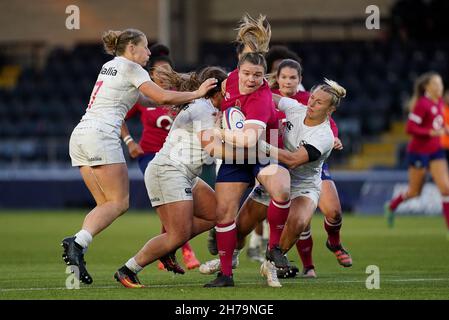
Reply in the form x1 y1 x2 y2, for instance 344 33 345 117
0 210 448 300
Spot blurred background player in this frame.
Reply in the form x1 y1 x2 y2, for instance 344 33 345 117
385 72 449 235
121 43 200 271
62 28 217 285
440 89 449 164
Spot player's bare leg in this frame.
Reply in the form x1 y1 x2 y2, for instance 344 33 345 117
181 180 216 269
257 165 291 269
279 196 315 254
80 164 129 236
62 163 129 285
385 166 426 227
115 200 195 288
319 180 352 267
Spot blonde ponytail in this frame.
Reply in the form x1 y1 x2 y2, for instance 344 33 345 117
235 13 271 54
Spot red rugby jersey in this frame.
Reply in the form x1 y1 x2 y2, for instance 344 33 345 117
125 104 174 153
222 69 281 147
407 96 444 154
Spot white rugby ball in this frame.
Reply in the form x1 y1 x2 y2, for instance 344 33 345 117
222 107 245 130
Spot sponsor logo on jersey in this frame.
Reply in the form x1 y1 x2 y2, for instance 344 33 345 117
100 67 118 76
150 197 160 202
253 186 263 196
88 156 103 162
433 114 443 130
431 106 438 115
184 188 192 195
286 121 293 131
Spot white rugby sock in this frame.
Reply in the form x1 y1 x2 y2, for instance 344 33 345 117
74 229 93 249
125 257 143 274
249 231 262 249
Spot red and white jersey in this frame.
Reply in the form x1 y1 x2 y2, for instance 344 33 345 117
272 88 339 138
126 104 174 153
81 56 151 136
221 69 281 147
407 96 444 154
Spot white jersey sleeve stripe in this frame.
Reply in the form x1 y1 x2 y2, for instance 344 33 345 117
244 119 267 129
409 113 423 124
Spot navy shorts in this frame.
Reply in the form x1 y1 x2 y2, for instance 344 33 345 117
216 163 284 186
321 162 333 181
407 149 445 169
137 153 156 174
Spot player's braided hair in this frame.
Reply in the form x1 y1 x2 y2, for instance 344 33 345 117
311 78 347 108
102 29 145 56
235 13 271 54
409 71 440 111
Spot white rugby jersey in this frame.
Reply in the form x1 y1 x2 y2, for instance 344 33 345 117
80 56 151 135
152 98 216 177
278 97 334 190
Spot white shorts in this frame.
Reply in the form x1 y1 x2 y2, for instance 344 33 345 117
249 184 320 207
69 125 125 167
145 162 200 207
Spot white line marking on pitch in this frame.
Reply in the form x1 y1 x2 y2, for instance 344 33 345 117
1 278 449 292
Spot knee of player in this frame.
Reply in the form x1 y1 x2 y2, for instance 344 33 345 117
176 232 191 247
270 188 291 203
216 203 238 220
169 227 191 246
325 207 342 221
439 187 449 198
115 197 129 214
289 217 308 235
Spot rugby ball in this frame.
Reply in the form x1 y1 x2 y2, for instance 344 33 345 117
222 107 245 130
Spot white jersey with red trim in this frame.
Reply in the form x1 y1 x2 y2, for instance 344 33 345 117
80 56 151 136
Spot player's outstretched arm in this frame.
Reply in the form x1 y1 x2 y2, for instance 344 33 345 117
138 78 217 106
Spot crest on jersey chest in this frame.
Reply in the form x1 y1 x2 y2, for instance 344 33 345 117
285 121 294 131
431 106 438 115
